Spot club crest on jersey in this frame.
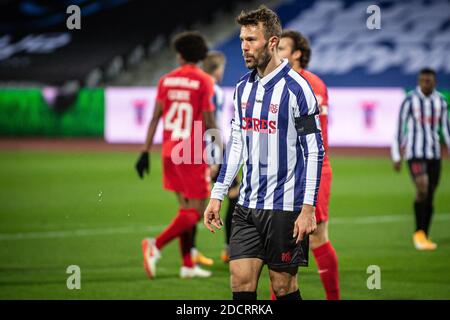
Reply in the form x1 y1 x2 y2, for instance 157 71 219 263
241 102 249 109
269 103 278 114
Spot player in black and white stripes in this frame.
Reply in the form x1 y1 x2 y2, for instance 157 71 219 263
391 68 450 250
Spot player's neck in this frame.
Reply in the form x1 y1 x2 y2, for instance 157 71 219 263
419 86 433 97
180 62 197 67
257 53 283 78
292 65 303 74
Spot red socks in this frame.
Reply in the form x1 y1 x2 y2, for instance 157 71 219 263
312 241 340 300
155 208 200 251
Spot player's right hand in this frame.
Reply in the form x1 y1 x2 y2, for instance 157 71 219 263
203 199 223 233
135 151 150 179
294 204 317 244
393 161 401 172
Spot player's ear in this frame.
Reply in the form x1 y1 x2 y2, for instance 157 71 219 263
268 36 278 52
293 49 302 61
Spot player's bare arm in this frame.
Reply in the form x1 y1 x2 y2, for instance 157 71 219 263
143 101 163 152
293 204 317 244
202 110 218 130
203 198 223 233
203 110 223 149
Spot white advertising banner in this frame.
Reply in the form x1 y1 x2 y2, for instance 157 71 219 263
105 87 163 144
105 87 406 147
104 87 235 144
327 88 405 147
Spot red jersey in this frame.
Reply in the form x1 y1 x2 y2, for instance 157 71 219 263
299 69 330 167
156 64 215 162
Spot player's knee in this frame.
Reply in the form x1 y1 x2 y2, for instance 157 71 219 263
186 199 206 217
416 188 429 202
310 234 326 250
310 223 328 250
231 276 256 292
415 178 429 201
271 276 298 297
181 208 201 227
230 269 256 292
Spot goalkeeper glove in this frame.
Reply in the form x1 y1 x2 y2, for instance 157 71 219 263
135 151 150 179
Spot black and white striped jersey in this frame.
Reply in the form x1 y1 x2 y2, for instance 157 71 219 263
391 87 450 162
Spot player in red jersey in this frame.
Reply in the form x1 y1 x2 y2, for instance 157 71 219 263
135 31 219 279
276 30 340 300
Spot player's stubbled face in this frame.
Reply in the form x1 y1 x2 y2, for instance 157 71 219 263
418 74 435 96
240 23 271 70
278 37 294 65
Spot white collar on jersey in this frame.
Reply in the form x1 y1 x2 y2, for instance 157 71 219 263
416 86 438 99
253 59 289 87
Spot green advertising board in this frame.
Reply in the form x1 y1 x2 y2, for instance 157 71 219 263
0 88 104 137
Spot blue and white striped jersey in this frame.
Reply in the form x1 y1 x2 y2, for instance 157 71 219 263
391 87 450 162
211 59 324 211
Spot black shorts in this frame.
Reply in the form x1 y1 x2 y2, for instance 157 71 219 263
407 159 441 188
229 204 309 269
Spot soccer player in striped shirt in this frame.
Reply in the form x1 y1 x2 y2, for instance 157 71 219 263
391 68 450 251
203 6 324 300
277 30 340 300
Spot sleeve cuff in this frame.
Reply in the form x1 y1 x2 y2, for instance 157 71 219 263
302 196 316 206
210 182 227 201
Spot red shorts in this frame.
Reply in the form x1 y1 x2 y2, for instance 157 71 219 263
162 156 210 199
316 164 332 223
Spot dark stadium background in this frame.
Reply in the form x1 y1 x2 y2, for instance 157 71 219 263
0 0 449 300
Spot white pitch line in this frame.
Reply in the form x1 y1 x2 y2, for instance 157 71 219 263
0 213 449 241
0 225 162 241
331 213 450 225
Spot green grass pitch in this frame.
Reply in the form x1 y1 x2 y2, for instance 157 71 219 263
0 151 449 299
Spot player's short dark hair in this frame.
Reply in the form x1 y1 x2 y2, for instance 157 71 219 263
203 51 226 75
281 30 311 69
236 5 282 40
172 31 209 63
419 67 436 78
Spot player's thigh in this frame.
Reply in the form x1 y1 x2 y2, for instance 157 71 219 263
229 205 265 262
230 258 264 291
310 221 329 250
408 160 429 194
175 193 188 209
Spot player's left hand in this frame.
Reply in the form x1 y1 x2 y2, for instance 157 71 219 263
293 204 317 244
204 198 223 233
135 151 150 179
